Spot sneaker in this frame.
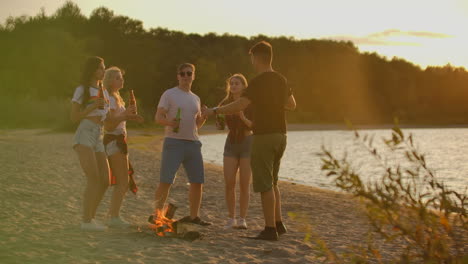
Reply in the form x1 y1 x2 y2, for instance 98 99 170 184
276 221 287 235
225 218 237 229
236 218 248 229
179 216 212 226
107 217 131 228
92 219 105 226
81 221 108 231
253 227 278 241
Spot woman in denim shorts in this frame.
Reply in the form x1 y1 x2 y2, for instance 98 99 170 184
71 56 111 231
102 67 143 228
218 74 253 229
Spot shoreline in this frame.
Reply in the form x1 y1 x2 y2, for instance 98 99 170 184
4 122 468 135
199 123 468 134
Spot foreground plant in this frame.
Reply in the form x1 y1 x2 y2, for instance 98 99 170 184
318 125 467 263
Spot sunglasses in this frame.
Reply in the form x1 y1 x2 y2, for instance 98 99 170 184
179 71 193 77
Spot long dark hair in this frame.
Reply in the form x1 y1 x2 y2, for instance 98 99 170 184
79 56 104 106
218 74 248 107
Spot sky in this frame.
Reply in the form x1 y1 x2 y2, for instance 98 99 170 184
1 0 467 69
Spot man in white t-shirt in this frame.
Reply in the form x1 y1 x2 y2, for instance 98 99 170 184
153 63 211 225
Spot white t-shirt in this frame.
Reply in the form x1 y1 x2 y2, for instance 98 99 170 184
157 87 201 141
106 95 127 135
71 85 110 121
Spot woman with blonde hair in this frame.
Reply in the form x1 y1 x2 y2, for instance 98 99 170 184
218 74 253 229
103 67 143 227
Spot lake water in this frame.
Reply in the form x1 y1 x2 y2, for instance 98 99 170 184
200 128 468 193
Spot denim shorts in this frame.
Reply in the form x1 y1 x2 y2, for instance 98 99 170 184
160 137 204 184
73 119 105 152
105 140 120 156
223 135 252 159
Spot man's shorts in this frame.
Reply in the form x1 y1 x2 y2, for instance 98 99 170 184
160 137 204 184
250 133 287 193
72 119 105 152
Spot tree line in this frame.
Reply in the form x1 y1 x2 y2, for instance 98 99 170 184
1 1 467 128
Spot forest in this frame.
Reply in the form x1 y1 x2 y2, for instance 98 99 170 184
1 1 467 129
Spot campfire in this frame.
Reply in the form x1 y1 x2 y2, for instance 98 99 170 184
148 209 175 236
148 203 176 236
147 203 202 241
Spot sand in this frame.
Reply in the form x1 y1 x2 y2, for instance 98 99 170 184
0 128 453 263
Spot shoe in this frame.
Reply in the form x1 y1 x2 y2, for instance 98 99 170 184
253 227 278 241
191 217 212 226
225 218 237 229
107 217 131 228
179 216 212 226
81 220 108 231
236 218 248 229
276 221 287 235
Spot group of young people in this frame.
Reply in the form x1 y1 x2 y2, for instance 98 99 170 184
71 40 296 241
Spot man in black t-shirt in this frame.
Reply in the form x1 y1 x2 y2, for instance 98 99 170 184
204 41 296 240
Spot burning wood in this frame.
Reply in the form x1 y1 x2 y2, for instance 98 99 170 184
148 210 174 236
147 203 202 241
148 204 176 237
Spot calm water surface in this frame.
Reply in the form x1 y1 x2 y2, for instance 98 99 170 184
200 128 468 193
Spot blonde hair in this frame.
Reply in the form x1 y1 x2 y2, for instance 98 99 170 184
218 73 248 106
103 66 125 108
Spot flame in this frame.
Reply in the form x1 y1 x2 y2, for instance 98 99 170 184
148 208 175 236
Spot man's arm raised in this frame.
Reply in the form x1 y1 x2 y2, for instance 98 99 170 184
203 97 251 116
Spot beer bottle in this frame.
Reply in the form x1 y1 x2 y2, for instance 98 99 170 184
129 90 137 114
173 108 181 133
216 114 225 130
97 83 105 110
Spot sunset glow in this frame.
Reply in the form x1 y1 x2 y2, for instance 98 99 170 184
1 0 467 68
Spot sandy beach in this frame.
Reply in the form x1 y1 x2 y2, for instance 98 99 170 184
1 128 455 263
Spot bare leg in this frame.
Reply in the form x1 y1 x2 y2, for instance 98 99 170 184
260 188 276 227
238 158 251 219
189 183 203 219
154 183 172 211
92 151 110 219
273 185 282 222
74 145 108 222
108 152 129 218
223 156 239 219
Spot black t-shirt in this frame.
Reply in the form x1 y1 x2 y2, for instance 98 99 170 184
243 71 292 135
